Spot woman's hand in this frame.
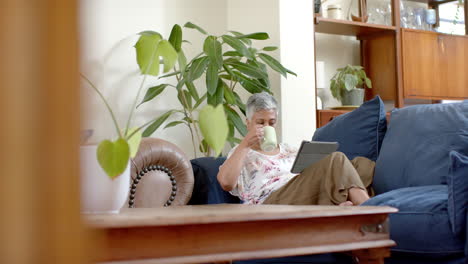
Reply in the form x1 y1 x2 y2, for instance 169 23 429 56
240 124 264 149
218 125 262 191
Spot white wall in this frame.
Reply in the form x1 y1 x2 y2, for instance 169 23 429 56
279 0 316 149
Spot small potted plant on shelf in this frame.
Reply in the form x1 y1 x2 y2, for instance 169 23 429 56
330 64 372 106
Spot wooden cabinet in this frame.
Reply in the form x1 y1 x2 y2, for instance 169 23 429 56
402 29 468 100
317 110 391 128
317 110 350 128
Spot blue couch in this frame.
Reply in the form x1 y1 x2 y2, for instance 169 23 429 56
189 98 468 264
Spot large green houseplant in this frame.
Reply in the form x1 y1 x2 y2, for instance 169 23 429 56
135 22 296 157
330 64 372 105
80 32 181 178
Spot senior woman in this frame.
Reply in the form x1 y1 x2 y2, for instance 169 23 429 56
217 92 375 205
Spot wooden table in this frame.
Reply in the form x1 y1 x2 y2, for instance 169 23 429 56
86 204 397 264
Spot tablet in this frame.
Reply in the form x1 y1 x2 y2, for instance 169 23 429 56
290 141 339 174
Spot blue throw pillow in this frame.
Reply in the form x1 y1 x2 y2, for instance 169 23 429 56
447 151 468 236
362 185 465 256
373 102 468 194
312 96 387 161
189 157 241 205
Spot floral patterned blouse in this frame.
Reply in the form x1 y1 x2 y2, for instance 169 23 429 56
227 143 299 204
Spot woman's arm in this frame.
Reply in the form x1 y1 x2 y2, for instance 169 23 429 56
217 124 263 191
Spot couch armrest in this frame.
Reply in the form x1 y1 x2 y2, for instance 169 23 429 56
128 138 194 208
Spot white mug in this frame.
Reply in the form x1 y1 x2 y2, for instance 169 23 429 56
261 126 277 152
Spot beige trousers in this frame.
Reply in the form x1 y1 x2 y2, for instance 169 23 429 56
263 152 375 205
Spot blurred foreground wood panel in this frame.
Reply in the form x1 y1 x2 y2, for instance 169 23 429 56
0 1 89 263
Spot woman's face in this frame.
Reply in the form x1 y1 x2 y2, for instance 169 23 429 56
246 109 277 129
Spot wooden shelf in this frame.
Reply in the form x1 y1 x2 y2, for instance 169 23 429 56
315 16 397 37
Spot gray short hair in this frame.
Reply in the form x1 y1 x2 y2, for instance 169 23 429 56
246 92 278 120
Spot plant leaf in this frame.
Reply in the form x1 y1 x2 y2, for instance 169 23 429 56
158 71 180 79
185 81 199 100
258 53 288 78
233 91 246 115
142 110 175 137
137 84 168 107
203 36 223 69
198 105 229 156
234 32 269 40
232 71 264 94
344 74 358 91
184 22 208 34
164 121 185 129
365 77 372 88
221 35 252 59
177 89 190 109
168 24 182 52
226 61 268 79
97 138 130 179
138 30 160 36
263 46 278 51
135 33 162 76
247 60 269 86
224 105 247 136
125 127 142 158
184 90 193 109
215 80 225 106
223 51 242 57
193 93 207 109
177 50 187 74
157 40 178 73
227 119 235 138
223 63 236 77
219 74 235 81
229 31 252 45
186 56 209 82
223 84 236 105
206 62 219 95
207 81 224 106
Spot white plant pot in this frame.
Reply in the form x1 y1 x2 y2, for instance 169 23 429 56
80 145 130 214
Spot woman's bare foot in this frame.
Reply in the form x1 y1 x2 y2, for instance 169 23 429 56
348 187 370 205
339 201 354 206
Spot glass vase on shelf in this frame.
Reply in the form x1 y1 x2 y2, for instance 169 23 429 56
425 9 437 31
367 0 392 25
414 7 426 30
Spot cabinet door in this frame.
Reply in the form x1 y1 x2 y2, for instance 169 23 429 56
437 34 468 98
402 30 440 98
402 29 468 99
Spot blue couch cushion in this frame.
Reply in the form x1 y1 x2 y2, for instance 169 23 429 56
312 96 387 161
447 151 468 237
373 102 468 194
362 185 465 257
189 157 241 205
